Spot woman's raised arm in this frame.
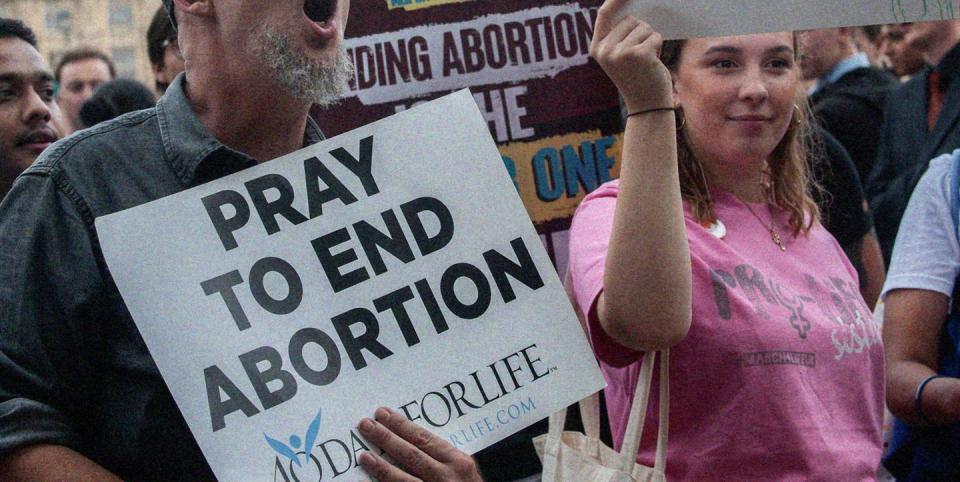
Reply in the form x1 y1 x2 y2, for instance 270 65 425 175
589 0 691 351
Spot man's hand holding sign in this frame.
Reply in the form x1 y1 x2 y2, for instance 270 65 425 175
357 407 483 482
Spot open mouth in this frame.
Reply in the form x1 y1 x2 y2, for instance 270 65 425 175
304 0 335 23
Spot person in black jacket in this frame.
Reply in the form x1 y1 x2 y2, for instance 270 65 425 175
809 126 885 308
867 20 960 265
800 27 898 183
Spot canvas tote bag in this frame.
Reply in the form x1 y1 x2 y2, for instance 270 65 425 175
533 348 669 482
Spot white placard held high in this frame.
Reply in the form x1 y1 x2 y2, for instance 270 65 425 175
616 0 958 40
96 90 605 481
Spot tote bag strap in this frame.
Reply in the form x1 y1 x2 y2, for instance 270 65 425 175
653 349 669 471
579 390 603 440
618 349 669 473
550 270 603 442
546 391 603 440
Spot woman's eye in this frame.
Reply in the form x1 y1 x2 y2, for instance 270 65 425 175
713 60 736 69
767 58 791 69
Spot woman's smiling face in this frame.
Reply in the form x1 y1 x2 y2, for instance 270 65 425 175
672 32 799 172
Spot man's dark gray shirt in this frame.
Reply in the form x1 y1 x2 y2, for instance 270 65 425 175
0 75 323 480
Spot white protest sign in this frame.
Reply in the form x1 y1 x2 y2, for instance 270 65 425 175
616 0 958 40
343 4 593 105
96 90 605 481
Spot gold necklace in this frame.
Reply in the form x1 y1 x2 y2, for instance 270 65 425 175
742 201 786 251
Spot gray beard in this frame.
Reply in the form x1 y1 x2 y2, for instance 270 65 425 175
259 30 354 107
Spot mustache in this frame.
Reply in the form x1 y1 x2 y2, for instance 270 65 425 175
13 126 58 147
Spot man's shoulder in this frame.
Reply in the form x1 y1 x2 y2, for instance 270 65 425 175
25 108 162 179
836 66 897 89
816 67 897 107
18 108 173 220
813 89 880 125
887 70 926 103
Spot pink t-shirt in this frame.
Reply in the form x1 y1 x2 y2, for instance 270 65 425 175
568 180 884 481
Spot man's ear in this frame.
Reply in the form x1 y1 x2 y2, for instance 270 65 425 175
172 0 215 21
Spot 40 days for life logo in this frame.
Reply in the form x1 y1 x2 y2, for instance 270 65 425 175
266 409 377 481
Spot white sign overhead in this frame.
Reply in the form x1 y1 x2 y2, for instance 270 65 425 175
616 0 958 40
96 90 605 481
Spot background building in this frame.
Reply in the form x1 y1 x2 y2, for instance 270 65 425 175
0 0 157 84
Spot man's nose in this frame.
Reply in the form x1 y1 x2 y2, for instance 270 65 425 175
23 89 53 127
82 83 98 98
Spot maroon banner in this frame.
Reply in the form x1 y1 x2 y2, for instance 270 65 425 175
312 0 624 272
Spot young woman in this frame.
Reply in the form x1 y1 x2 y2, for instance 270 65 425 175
567 1 885 478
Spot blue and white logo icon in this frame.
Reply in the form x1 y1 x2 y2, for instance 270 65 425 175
264 408 322 467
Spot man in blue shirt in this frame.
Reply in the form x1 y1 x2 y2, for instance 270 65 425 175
0 19 61 199
0 1 481 480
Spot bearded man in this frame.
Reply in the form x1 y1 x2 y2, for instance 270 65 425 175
0 1 481 480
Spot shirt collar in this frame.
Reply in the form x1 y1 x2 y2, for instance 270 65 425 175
156 74 325 186
934 41 960 78
812 53 870 94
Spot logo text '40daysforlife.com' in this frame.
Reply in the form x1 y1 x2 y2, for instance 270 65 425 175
269 343 555 481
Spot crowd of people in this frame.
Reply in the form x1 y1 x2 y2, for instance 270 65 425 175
0 5 181 198
0 0 958 479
